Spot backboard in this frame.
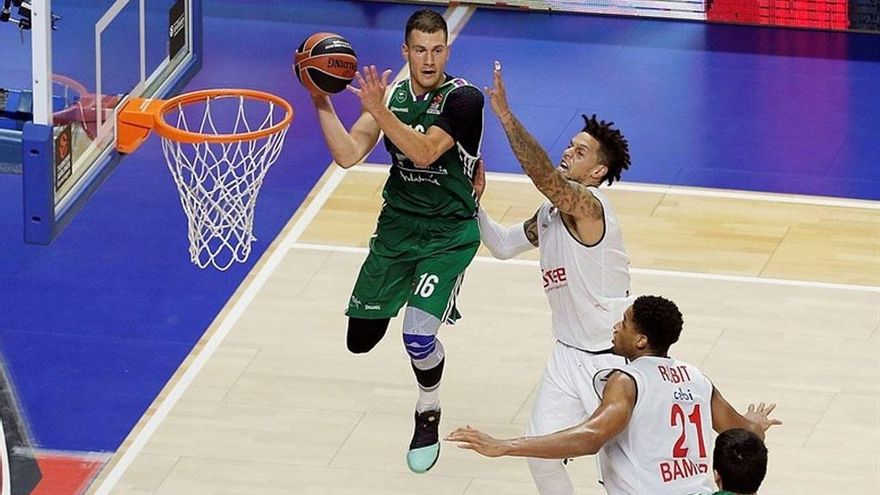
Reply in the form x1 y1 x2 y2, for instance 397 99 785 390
0 0 202 244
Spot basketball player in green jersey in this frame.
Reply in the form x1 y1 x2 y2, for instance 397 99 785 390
708 428 769 495
306 9 484 473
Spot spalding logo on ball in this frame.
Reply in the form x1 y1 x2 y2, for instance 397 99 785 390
295 33 358 95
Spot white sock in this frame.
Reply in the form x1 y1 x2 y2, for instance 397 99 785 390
416 387 440 413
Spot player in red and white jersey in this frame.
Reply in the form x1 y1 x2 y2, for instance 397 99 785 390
534 191 631 351
473 63 634 494
593 346 715 494
447 295 781 495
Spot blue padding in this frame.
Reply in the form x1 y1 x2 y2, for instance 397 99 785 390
404 333 436 360
21 123 53 243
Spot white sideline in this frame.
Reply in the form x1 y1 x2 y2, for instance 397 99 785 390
354 163 880 210
287 242 880 294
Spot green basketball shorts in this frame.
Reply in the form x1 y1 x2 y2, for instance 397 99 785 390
346 206 480 324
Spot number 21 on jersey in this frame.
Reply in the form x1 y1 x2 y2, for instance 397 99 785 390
659 403 711 483
671 403 707 458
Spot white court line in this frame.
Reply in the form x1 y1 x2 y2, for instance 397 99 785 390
1 414 9 495
92 166 348 495
288 242 880 294
355 163 880 210
91 4 475 493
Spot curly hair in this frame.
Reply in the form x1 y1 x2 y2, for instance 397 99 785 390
405 9 448 44
631 295 683 354
581 114 631 185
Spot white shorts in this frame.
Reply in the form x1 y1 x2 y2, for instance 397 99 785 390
527 341 626 436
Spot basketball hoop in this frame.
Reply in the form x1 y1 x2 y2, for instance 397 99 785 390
51 74 119 140
117 89 294 270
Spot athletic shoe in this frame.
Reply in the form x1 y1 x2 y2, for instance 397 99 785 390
406 408 441 473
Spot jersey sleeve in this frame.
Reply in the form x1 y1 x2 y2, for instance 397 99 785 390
432 85 484 145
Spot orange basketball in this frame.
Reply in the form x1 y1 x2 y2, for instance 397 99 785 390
294 33 357 95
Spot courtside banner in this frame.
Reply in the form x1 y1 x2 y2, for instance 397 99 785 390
372 0 879 32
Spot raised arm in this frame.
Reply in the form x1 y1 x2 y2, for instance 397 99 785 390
310 94 381 168
446 371 635 459
486 65 603 222
710 386 782 441
348 65 464 168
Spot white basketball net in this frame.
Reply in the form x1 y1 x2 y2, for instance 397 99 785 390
160 95 289 270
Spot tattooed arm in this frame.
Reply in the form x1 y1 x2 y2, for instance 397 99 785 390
487 66 602 222
522 209 539 248
498 113 603 221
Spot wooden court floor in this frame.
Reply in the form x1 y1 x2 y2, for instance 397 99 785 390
89 165 879 494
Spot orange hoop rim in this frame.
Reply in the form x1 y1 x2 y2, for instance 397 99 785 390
152 88 294 144
51 74 89 99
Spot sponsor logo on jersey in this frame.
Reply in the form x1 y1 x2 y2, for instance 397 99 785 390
673 387 694 402
399 170 441 186
542 266 568 291
365 304 382 310
427 93 443 114
390 106 409 113
350 296 362 309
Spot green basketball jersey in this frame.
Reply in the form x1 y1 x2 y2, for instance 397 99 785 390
382 75 484 219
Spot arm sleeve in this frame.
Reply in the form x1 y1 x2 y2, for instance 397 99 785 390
478 207 535 260
432 86 483 149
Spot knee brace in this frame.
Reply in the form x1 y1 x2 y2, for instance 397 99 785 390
346 317 390 354
401 307 444 363
402 307 445 388
403 332 438 360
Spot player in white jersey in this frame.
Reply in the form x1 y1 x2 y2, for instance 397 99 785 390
447 295 782 495
474 63 633 494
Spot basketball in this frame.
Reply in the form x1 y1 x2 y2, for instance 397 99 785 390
294 33 358 95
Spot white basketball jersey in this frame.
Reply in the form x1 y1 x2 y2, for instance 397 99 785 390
537 187 631 351
594 357 716 495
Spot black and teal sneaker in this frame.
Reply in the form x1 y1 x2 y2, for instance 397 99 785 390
406 409 441 473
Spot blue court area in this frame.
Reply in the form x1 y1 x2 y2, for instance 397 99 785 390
0 0 878 455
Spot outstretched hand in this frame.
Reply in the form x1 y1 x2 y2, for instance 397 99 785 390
745 402 783 432
485 60 512 122
445 426 509 458
347 65 392 116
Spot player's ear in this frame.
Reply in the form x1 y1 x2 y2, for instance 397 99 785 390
401 42 408 61
592 164 608 182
